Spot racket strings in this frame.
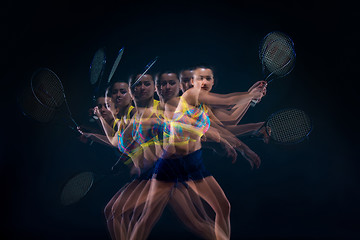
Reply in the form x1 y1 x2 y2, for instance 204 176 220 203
267 109 311 144
19 86 56 123
32 69 65 109
90 48 106 85
259 32 296 78
60 172 94 206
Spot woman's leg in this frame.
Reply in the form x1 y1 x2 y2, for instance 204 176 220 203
187 176 231 240
118 180 152 239
129 179 174 240
110 180 141 240
169 185 217 239
104 182 130 240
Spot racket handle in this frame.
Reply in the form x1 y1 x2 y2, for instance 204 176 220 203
250 99 259 107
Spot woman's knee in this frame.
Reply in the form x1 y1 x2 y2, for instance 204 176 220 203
222 198 231 216
104 201 114 219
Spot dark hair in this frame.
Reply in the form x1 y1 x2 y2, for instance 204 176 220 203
190 64 218 90
93 89 109 107
108 80 129 95
128 73 154 91
178 68 193 79
154 70 179 85
189 64 216 76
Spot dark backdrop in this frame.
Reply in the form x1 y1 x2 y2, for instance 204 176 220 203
2 1 358 239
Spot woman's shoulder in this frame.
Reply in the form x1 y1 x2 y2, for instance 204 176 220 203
181 89 198 106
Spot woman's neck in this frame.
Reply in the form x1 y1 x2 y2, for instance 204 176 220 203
117 103 131 118
135 97 154 108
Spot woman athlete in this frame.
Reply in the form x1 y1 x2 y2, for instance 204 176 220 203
127 67 266 240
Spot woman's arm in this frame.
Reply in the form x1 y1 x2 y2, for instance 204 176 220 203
207 81 267 125
224 122 265 136
207 112 261 168
211 102 250 125
91 106 119 147
183 83 265 108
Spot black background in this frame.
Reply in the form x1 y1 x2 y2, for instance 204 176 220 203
2 1 359 239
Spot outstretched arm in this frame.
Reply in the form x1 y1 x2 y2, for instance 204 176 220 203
210 81 267 125
183 81 266 108
207 109 261 168
211 103 250 125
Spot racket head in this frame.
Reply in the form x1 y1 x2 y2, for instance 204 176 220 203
259 31 296 81
30 68 65 110
18 83 57 123
108 47 125 83
89 48 106 85
265 108 312 144
60 171 95 206
131 56 158 87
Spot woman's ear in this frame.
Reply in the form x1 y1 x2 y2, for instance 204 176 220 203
154 84 159 95
190 77 194 86
128 87 135 100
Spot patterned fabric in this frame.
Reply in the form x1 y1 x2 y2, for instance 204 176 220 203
164 97 210 146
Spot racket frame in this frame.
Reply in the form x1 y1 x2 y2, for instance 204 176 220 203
131 56 159 88
89 47 107 103
107 47 125 84
253 108 313 145
251 31 296 106
30 68 79 128
60 171 95 206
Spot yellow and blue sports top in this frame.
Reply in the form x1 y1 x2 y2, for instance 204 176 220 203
131 100 162 146
112 105 135 132
114 105 136 164
163 97 210 146
117 100 162 161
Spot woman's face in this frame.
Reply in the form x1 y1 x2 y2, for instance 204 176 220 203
97 97 115 122
111 82 131 109
179 70 193 92
156 73 180 101
131 74 155 102
191 68 214 92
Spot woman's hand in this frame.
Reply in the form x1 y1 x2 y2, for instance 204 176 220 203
248 81 267 102
224 144 238 164
93 106 102 118
248 81 267 92
238 144 261 169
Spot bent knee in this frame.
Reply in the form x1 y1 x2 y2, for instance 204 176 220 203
104 202 113 219
221 198 231 216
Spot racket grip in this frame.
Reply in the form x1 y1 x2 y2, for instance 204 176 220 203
250 99 259 107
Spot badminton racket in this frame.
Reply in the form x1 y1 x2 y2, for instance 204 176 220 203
251 31 296 106
28 68 79 129
249 108 312 145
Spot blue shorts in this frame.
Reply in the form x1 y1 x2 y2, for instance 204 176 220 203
137 165 155 181
153 149 211 183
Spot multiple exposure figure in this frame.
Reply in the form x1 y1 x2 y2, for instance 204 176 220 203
81 66 267 240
